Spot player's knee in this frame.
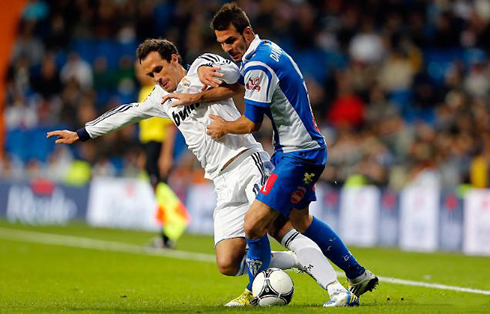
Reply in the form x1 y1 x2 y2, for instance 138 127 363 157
216 257 240 276
244 219 264 239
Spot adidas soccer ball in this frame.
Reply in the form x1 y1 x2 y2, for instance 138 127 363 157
252 268 294 306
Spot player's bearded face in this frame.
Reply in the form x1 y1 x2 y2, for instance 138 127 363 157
215 25 250 62
141 51 180 92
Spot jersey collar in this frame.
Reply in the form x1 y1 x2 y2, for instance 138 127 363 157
243 34 261 62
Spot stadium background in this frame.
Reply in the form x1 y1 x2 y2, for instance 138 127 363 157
1 1 490 313
2 1 490 252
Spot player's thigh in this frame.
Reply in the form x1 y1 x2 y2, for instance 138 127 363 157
212 164 250 245
244 199 280 238
213 200 248 246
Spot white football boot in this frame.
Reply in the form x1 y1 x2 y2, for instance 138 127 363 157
348 269 379 297
324 288 359 307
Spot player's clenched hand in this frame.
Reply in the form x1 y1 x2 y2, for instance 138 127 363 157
162 93 200 107
207 114 227 140
46 130 79 144
198 66 223 91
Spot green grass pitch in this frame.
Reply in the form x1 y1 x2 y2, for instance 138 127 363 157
0 220 489 313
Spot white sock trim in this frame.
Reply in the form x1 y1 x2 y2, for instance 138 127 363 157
327 280 348 297
234 253 247 277
280 228 300 248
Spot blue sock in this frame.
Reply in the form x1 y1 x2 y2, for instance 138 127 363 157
303 216 365 279
245 235 271 291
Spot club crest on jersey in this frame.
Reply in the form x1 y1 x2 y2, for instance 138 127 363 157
303 173 315 185
291 186 306 204
180 77 192 92
246 77 261 92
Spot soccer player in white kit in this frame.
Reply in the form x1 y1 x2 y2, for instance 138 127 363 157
47 39 349 306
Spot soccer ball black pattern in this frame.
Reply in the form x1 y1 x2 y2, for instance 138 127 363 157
252 268 294 306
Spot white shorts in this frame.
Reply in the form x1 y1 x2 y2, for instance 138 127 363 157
213 150 273 245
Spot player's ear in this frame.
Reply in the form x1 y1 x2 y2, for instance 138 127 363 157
243 26 254 42
171 54 180 64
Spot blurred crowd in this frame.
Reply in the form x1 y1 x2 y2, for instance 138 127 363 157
3 0 490 191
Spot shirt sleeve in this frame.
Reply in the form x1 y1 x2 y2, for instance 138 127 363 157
194 53 240 85
83 86 170 140
244 102 266 124
242 63 278 107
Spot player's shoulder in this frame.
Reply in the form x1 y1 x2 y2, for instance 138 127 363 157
187 53 230 75
192 53 232 68
249 40 283 62
243 40 283 73
198 52 231 64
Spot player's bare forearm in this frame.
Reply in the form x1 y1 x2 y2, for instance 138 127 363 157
164 84 242 107
207 115 260 140
202 83 243 102
224 115 260 134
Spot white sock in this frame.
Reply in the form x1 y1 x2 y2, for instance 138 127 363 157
281 228 338 290
269 251 300 270
234 250 299 277
235 254 248 277
327 280 348 298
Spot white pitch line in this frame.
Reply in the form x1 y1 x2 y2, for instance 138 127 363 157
1 227 489 296
375 276 490 296
0 227 215 263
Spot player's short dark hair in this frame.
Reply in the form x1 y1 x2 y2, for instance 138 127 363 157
211 3 251 33
136 39 182 64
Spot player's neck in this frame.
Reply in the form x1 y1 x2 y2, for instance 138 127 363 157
176 65 187 83
244 32 255 50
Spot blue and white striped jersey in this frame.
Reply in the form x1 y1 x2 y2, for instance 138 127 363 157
240 35 326 155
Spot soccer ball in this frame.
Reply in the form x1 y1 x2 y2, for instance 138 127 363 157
252 268 294 306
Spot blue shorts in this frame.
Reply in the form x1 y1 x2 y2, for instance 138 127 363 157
256 148 326 218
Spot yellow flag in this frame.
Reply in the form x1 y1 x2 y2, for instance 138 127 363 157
155 182 190 241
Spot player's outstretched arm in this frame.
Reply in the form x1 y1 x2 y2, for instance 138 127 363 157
48 97 165 144
46 130 79 144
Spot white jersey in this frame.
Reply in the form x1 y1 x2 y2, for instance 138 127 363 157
80 53 263 180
